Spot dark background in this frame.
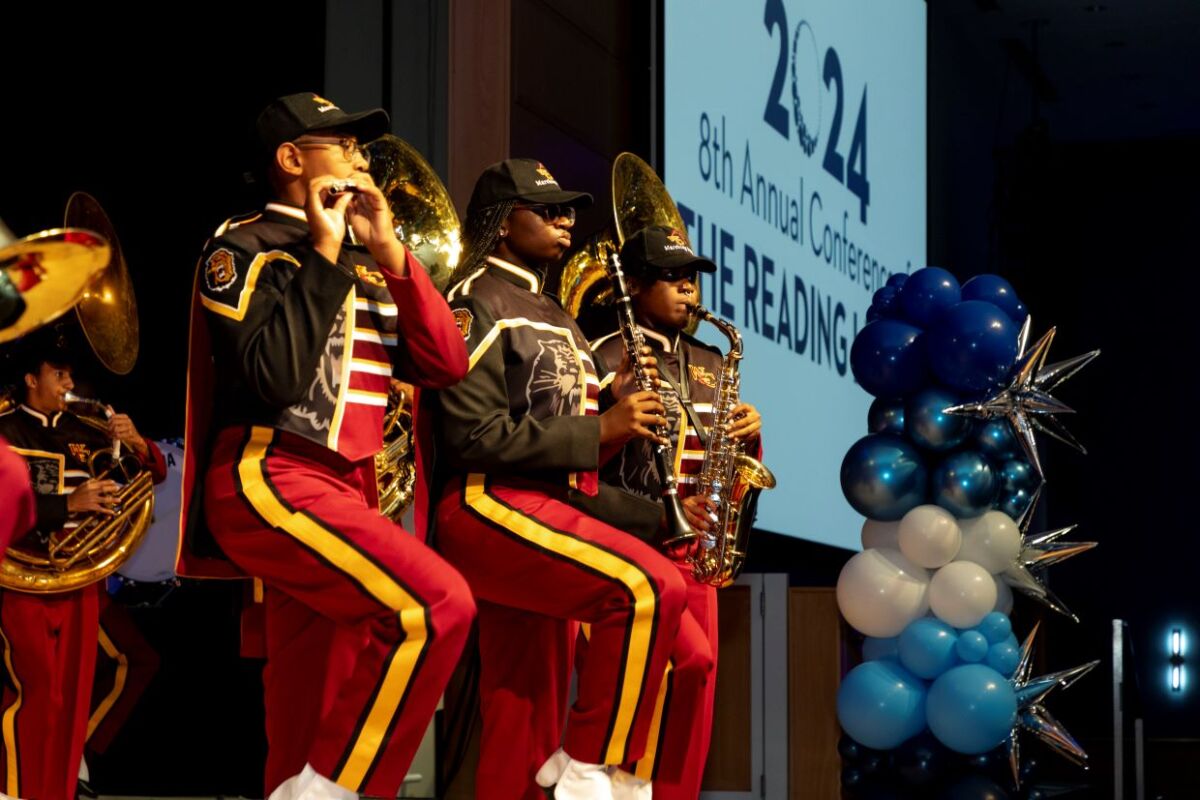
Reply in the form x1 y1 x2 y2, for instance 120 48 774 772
2 1 1198 797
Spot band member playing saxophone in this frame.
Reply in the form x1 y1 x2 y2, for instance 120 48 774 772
589 226 763 799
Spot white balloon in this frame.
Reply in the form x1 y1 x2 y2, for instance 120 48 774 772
897 505 962 568
956 511 1021 574
836 547 931 637
929 561 998 628
861 519 901 551
993 575 1014 615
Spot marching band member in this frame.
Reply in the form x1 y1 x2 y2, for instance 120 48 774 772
0 334 166 800
184 93 474 800
427 159 714 799
588 226 763 799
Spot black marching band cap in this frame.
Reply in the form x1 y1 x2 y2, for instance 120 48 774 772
1 324 75 391
467 158 594 216
620 225 717 278
255 92 391 153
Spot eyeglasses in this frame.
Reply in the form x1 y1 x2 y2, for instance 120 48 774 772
293 135 370 166
514 203 576 224
656 266 699 283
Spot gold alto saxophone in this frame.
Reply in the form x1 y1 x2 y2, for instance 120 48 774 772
689 307 776 587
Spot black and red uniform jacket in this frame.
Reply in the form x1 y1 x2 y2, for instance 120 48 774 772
180 202 468 576
0 404 168 536
424 257 603 531
591 327 727 505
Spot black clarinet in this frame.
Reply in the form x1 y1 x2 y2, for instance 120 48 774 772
608 252 699 545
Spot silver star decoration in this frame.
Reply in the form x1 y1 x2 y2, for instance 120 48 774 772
1001 493 1097 623
944 318 1100 478
1005 623 1100 787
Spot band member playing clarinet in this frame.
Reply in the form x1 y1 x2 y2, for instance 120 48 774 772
427 159 714 800
0 333 167 800
184 92 474 800
589 226 763 799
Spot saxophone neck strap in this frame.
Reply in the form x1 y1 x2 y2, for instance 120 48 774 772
657 340 710 448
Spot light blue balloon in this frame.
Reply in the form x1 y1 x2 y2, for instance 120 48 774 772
863 636 900 661
955 631 989 663
926 664 1017 754
898 618 960 679
837 660 929 750
987 642 1021 678
976 612 1013 645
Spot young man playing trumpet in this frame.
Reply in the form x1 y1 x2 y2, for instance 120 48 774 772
0 333 166 800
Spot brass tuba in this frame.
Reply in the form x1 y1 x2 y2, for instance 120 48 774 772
560 152 701 335
0 193 154 593
366 136 462 520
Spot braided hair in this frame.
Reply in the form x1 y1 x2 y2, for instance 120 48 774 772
446 200 516 294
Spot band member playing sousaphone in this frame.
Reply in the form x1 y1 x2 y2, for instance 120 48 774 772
182 92 474 800
425 158 714 800
0 330 167 800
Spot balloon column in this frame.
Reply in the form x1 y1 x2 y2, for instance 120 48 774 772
836 268 1101 789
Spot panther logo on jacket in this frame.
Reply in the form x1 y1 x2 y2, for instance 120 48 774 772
526 338 580 417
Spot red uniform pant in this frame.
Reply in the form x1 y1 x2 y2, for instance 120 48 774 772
0 585 100 800
579 565 719 799
435 474 714 799
86 593 161 756
205 426 476 798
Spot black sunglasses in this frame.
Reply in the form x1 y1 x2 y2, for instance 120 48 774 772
514 203 577 224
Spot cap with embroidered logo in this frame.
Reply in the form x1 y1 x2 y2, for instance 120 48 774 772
467 158 594 216
619 225 716 277
255 92 390 153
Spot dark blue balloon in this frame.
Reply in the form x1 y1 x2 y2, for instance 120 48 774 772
887 272 910 289
905 388 971 451
926 301 1019 394
995 459 1039 519
976 419 1019 461
866 306 882 323
961 274 1023 322
932 451 998 518
868 398 905 435
841 434 929 521
897 267 962 328
874 285 901 318
850 320 929 399
926 665 1017 754
837 660 929 750
1013 300 1028 323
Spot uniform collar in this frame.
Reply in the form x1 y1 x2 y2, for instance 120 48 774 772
264 202 366 246
486 256 543 294
264 202 310 230
19 404 61 428
639 327 678 354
